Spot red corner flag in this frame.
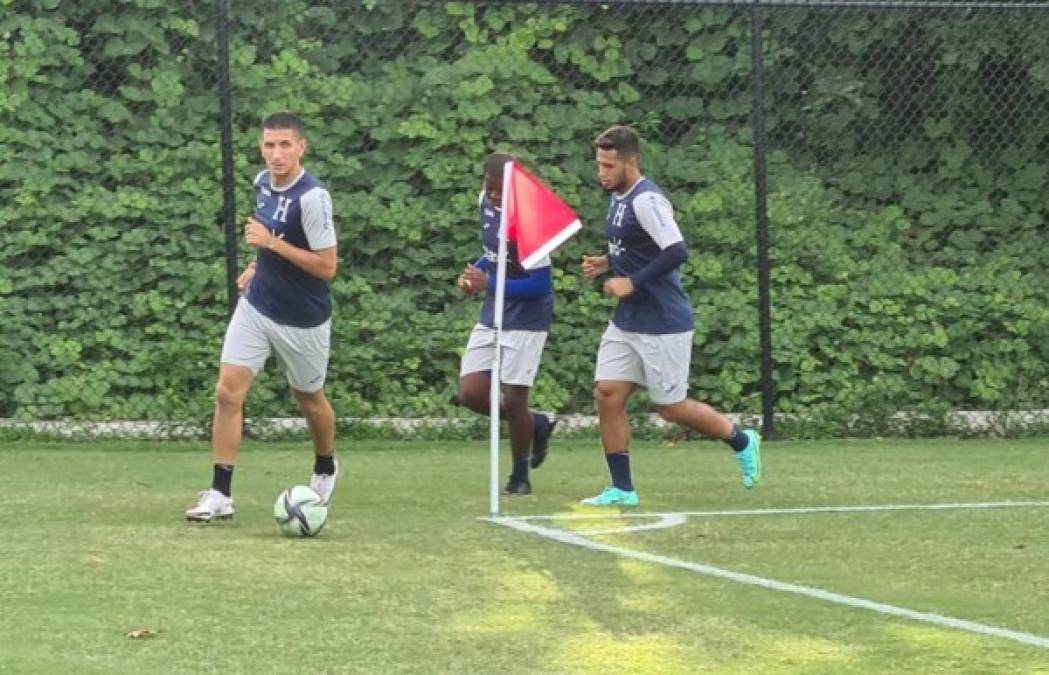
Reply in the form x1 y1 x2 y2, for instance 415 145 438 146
503 162 581 269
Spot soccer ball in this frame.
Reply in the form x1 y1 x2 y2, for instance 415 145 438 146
273 485 328 537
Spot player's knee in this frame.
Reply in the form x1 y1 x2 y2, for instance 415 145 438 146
296 391 330 418
594 382 626 409
214 381 246 410
457 381 486 412
501 386 529 413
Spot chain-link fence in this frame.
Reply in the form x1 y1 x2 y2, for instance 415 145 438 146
2 0 225 438
761 2 1049 435
3 1 1047 439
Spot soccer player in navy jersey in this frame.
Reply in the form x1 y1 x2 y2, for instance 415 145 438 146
456 153 557 496
186 112 340 521
579 126 762 506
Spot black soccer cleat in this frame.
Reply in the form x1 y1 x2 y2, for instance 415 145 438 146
529 414 557 469
503 477 532 496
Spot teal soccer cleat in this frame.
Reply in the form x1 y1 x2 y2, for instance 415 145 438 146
736 429 763 489
580 486 639 507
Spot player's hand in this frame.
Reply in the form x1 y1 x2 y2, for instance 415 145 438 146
459 264 488 296
245 217 274 250
236 261 256 294
581 254 610 280
603 276 635 298
456 267 471 293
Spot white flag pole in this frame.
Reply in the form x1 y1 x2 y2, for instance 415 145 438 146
489 161 513 517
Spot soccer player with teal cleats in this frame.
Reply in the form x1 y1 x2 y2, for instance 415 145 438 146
736 429 762 489
580 126 766 507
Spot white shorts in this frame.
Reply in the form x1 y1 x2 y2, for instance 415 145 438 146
459 324 548 387
594 322 692 405
220 298 331 393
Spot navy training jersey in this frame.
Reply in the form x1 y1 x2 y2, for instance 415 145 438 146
245 169 337 328
477 194 553 332
606 177 694 334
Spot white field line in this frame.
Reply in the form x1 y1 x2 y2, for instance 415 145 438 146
486 501 1049 650
510 500 1049 522
570 513 688 536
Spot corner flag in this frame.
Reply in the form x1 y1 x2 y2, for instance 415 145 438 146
489 161 580 516
503 162 582 270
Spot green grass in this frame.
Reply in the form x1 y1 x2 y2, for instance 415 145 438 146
1 438 1047 674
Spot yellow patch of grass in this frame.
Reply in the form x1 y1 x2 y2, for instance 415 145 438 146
554 632 695 675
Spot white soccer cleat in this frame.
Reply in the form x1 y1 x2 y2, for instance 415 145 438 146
185 489 235 522
309 458 339 506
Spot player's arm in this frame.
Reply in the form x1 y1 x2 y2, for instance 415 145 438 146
457 192 494 293
245 188 338 281
262 234 337 281
238 171 266 292
236 260 256 294
622 192 688 291
485 260 552 299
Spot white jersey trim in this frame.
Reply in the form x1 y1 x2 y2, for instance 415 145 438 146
614 176 646 200
253 168 307 193
271 169 306 193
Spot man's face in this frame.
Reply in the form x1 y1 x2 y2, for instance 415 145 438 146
596 147 631 193
484 173 502 206
260 127 306 182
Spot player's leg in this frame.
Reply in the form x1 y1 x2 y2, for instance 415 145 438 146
212 363 255 468
293 388 338 504
458 373 550 440
500 383 534 495
187 300 269 522
528 404 556 469
456 324 510 414
498 329 554 486
293 388 335 456
596 380 634 460
645 332 762 489
457 376 538 494
274 318 339 505
582 324 641 507
654 398 762 489
456 369 491 414
458 326 554 493
653 399 731 437
185 363 255 521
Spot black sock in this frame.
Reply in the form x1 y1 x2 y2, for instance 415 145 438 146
510 457 529 483
606 452 633 491
314 453 336 476
212 464 234 497
725 426 749 452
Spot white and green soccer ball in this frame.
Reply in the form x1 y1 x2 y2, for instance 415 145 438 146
273 485 328 537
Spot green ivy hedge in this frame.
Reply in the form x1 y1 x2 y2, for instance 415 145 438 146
2 1 1047 433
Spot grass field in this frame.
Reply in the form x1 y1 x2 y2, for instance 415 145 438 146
1 437 1047 674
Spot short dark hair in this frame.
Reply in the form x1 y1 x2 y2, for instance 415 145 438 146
594 125 640 158
262 111 305 137
483 152 516 180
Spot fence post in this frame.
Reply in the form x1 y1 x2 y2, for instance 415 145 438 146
750 2 775 438
217 0 238 317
